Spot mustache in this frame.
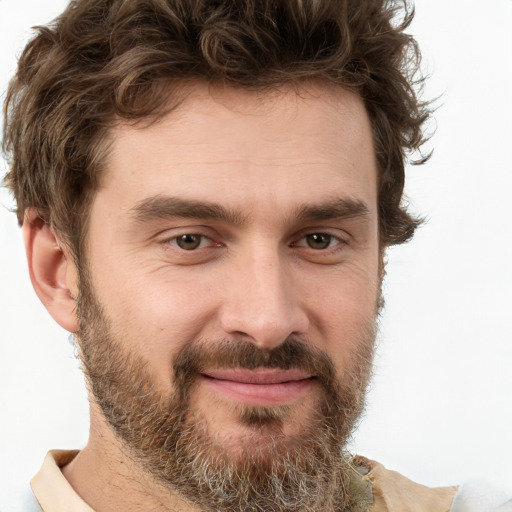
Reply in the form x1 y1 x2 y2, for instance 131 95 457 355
172 337 339 399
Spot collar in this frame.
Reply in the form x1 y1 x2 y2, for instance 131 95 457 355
30 450 457 512
31 450 94 512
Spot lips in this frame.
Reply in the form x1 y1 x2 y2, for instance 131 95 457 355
200 369 315 406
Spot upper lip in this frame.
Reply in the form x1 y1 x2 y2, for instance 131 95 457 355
202 369 313 384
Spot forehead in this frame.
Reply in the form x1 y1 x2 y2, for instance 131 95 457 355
97 81 377 222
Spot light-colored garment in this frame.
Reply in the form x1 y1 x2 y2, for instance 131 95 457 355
1 450 509 512
31 451 94 512
354 455 457 512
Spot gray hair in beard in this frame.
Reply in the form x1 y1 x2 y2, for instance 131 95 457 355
76 265 377 512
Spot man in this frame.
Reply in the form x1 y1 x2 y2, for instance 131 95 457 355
1 0 509 511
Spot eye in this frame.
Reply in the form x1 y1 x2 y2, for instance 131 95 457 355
158 231 224 264
290 230 348 264
172 234 209 250
294 233 341 250
304 233 336 250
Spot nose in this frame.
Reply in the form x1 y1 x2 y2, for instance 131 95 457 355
219 248 309 349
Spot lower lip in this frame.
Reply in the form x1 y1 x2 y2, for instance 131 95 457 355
200 375 315 406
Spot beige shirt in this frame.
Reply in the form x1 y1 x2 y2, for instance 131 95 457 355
30 450 457 512
31 451 94 512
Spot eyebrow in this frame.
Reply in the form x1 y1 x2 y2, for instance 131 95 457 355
129 195 247 225
294 198 370 223
128 195 370 226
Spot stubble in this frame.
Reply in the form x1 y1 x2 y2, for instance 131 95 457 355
75 264 377 511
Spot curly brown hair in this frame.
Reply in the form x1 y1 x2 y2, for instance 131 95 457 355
2 0 429 255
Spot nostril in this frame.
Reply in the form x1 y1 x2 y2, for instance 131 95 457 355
219 276 309 349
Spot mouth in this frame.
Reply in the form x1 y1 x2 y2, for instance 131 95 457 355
200 369 316 406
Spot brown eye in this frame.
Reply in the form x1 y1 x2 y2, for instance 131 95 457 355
176 234 202 250
305 233 332 250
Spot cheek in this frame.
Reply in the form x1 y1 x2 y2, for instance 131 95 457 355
92 268 222 388
303 262 380 363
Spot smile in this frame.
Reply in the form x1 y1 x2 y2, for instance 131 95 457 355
200 369 316 406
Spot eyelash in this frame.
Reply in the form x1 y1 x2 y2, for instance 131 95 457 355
291 232 344 251
164 233 218 251
162 232 345 252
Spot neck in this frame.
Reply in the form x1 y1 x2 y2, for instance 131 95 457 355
61 408 199 512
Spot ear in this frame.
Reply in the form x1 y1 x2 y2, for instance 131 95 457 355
23 209 79 333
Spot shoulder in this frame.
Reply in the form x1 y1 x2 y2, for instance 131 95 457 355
353 456 512 512
353 455 457 512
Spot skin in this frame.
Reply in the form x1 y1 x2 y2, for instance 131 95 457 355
25 81 382 511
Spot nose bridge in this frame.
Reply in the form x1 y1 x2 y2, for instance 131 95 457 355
220 242 307 348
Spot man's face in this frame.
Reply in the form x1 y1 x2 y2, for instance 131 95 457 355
76 82 381 510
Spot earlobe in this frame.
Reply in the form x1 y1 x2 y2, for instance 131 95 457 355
23 210 79 333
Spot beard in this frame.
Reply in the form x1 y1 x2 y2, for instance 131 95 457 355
75 264 377 512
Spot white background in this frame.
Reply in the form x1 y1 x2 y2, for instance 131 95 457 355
1 0 511 496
